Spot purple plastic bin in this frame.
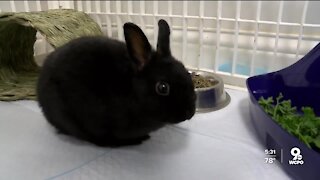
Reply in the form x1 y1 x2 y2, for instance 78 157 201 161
247 43 320 180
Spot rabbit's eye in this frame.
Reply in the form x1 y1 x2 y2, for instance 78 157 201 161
155 81 170 96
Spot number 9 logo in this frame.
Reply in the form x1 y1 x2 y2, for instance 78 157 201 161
291 147 302 160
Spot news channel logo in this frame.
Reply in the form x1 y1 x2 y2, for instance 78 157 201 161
288 147 304 165
264 147 304 165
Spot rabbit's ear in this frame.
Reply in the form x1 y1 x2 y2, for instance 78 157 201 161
124 22 151 70
157 19 171 56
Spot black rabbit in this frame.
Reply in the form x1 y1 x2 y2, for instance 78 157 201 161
37 19 196 147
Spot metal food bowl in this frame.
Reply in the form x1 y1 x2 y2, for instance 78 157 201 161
190 70 231 112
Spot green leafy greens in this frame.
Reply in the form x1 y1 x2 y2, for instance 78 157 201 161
258 93 320 150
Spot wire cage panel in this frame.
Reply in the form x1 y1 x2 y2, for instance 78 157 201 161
1 1 320 87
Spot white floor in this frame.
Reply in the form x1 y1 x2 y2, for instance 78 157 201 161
0 89 291 180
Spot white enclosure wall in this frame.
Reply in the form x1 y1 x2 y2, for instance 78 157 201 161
1 1 320 87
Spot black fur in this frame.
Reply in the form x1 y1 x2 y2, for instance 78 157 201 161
157 19 171 56
37 19 196 147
